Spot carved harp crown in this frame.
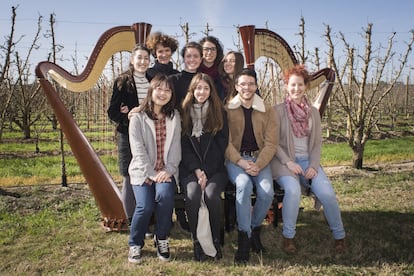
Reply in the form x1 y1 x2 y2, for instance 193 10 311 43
239 25 335 116
35 22 152 231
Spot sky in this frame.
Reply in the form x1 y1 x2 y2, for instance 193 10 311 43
2 0 414 73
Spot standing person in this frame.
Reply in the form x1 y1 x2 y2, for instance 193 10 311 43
218 51 244 102
179 73 229 261
146 31 179 80
127 74 181 263
199 36 224 97
225 68 278 264
107 44 150 222
271 64 346 255
169 41 203 109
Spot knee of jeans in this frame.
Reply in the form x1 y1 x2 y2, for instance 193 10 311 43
235 181 253 197
283 184 301 199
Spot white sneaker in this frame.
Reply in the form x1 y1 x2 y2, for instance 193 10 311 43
128 246 142 263
154 236 170 261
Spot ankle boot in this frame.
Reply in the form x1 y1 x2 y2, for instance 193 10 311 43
234 230 250 264
251 226 266 253
193 240 207 261
213 239 222 260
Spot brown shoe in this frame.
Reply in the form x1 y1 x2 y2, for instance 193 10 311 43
283 237 297 254
334 239 346 254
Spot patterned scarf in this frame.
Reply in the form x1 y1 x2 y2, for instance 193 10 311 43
190 101 209 138
285 95 311 138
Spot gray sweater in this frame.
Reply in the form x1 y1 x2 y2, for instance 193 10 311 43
128 110 181 185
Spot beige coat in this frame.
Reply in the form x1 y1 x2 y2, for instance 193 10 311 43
271 103 322 180
225 94 278 170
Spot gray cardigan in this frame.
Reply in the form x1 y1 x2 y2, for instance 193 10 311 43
271 103 322 180
128 110 181 185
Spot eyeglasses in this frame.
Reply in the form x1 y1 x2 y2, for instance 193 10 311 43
237 82 257 88
203 47 217 52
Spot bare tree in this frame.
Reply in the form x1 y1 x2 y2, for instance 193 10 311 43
4 8 46 139
325 23 414 168
0 6 19 140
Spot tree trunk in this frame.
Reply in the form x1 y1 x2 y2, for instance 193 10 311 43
352 143 365 169
23 123 31 139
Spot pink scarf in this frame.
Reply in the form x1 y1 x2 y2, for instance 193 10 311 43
285 96 311 138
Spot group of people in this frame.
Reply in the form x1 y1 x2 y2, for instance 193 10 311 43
107 31 346 265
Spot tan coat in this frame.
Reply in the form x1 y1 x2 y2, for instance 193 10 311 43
271 103 322 180
225 94 278 170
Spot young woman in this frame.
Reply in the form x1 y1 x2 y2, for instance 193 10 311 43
218 51 245 102
169 41 203 108
199 36 224 98
146 31 179 80
180 73 229 261
127 74 181 263
271 64 346 255
107 44 150 222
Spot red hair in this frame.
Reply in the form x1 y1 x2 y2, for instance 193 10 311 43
283 64 311 85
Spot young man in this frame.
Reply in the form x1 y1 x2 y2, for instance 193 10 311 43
225 68 278 264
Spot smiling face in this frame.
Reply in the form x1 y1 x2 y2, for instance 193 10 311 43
223 52 236 76
155 44 172 64
202 41 217 67
131 49 150 74
184 47 202 73
152 82 172 112
236 75 257 104
193 79 211 104
285 74 306 104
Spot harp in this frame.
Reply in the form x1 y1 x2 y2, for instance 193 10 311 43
35 22 152 231
239 25 335 116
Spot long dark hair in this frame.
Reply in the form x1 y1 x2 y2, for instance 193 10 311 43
138 74 176 119
199 36 224 67
181 73 224 136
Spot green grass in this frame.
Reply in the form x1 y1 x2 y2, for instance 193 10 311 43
321 136 414 166
1 131 413 274
0 169 413 274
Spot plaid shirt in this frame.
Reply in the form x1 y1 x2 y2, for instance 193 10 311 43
153 112 166 171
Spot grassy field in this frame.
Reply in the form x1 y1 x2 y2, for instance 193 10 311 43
1 165 413 275
0 133 413 274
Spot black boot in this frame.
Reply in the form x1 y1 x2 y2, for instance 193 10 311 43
193 240 207 262
251 226 266 253
213 239 222 260
234 231 250 264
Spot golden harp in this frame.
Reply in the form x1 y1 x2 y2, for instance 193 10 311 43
35 22 152 231
239 25 335 116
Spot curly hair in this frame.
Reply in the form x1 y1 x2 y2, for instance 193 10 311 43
283 64 311 85
199 36 224 66
146 31 179 58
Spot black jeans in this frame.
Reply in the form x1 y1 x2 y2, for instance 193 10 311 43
181 172 227 241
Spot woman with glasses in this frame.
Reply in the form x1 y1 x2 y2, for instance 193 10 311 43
199 36 224 99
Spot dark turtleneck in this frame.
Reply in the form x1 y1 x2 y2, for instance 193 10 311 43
147 60 179 81
169 70 197 109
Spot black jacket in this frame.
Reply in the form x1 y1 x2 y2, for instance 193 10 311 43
179 114 229 180
107 69 148 134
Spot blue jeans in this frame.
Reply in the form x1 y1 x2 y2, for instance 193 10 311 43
226 156 274 237
128 178 176 247
277 157 345 240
